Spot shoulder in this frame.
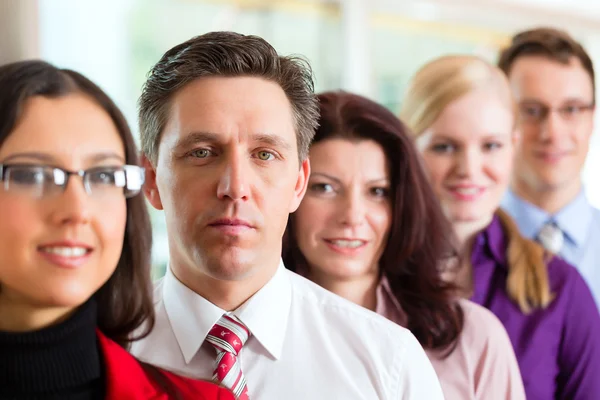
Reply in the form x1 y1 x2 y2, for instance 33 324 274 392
286 270 421 362
456 299 514 354
546 254 588 294
288 270 410 333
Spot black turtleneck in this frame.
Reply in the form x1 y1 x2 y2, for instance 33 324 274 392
0 299 105 400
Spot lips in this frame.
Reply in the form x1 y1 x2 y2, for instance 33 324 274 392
37 242 94 268
446 185 486 201
323 238 369 256
534 151 568 164
324 239 367 248
208 218 254 228
40 246 89 257
207 218 255 236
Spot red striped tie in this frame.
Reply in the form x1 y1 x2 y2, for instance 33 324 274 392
206 314 250 399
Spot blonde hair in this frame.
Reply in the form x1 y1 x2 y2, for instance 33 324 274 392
400 54 552 313
400 54 515 136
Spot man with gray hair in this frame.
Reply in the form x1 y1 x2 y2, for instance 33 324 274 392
130 31 443 399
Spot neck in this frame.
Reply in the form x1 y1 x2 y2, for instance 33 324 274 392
171 254 281 311
307 269 379 311
511 175 582 214
0 298 103 397
453 215 493 250
0 293 76 332
451 218 491 298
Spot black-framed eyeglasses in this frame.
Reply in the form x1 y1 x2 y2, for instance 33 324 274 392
518 101 595 124
0 164 145 199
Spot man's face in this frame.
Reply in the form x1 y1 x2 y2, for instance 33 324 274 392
509 55 595 192
144 76 309 284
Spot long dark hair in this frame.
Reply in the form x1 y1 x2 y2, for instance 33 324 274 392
0 60 154 346
283 90 464 353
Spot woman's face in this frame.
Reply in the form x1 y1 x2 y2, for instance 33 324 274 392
415 88 517 230
293 138 392 282
0 94 128 318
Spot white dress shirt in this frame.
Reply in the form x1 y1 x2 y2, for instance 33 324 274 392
130 261 444 399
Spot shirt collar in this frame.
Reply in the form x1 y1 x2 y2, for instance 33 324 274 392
375 277 407 327
553 190 594 247
502 189 593 247
501 189 548 239
163 266 224 364
163 260 292 364
472 214 507 267
232 260 291 360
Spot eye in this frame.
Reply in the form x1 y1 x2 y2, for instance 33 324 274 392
371 187 389 197
431 143 455 153
256 151 275 161
190 149 212 158
561 105 584 116
88 169 118 186
370 187 389 198
309 182 334 193
7 166 47 185
522 105 543 117
483 142 503 151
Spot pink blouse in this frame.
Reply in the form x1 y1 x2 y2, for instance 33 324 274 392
376 278 525 400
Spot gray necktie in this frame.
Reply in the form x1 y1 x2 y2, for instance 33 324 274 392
537 221 564 253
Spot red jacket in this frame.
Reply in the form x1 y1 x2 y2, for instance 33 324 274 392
97 330 235 400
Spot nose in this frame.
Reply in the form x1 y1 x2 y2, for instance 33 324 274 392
539 111 563 143
216 150 250 201
455 148 481 178
50 176 92 226
338 189 366 227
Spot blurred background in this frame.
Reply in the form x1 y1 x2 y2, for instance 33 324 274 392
3 0 600 276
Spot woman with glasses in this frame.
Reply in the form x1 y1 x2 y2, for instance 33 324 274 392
0 60 234 400
283 90 525 399
400 54 600 399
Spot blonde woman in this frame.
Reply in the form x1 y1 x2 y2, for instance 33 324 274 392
400 54 600 400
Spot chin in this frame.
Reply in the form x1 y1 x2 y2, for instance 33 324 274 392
535 173 577 191
203 251 259 281
41 289 93 309
450 210 492 225
319 257 372 281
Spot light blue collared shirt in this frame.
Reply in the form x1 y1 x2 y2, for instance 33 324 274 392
502 189 600 308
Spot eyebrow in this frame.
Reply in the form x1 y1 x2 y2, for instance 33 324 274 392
520 97 594 105
174 131 294 152
429 133 509 141
0 152 125 164
310 172 389 185
174 132 219 152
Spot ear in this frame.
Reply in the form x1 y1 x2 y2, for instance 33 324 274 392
141 154 164 211
289 157 310 213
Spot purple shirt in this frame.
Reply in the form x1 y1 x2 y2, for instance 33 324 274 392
471 214 600 400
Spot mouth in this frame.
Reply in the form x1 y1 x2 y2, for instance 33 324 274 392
208 218 254 228
534 151 569 164
446 186 486 201
324 239 367 248
208 218 255 235
323 238 368 255
37 243 94 268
